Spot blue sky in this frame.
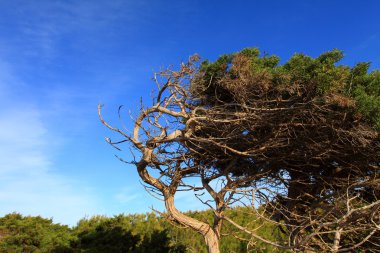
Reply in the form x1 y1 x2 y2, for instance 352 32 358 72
0 0 379 226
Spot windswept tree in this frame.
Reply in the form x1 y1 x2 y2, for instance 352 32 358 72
99 48 380 253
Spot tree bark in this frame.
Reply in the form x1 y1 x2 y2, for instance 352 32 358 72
164 194 220 253
204 229 220 253
332 228 342 252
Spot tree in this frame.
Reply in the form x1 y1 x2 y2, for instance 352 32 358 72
74 213 186 253
0 213 75 253
75 217 140 253
99 48 380 252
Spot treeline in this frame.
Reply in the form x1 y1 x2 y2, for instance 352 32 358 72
0 207 286 253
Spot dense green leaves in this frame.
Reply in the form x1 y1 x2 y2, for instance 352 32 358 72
0 209 285 253
352 69 380 128
0 213 74 253
0 213 183 253
198 47 380 129
74 214 182 253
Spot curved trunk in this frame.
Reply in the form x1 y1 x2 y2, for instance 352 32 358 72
164 194 220 253
204 229 220 253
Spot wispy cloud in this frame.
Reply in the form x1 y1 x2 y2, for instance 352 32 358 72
0 0 205 225
2 0 148 63
0 60 99 226
114 187 140 204
357 34 379 50
0 1 150 225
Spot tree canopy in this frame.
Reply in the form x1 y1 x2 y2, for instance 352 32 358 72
190 48 380 251
100 48 380 252
0 213 74 253
1 209 282 253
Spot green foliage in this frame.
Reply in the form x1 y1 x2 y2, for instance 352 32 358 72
75 221 140 253
354 85 380 129
74 214 184 253
200 54 233 84
351 67 380 129
0 213 74 253
161 208 287 253
240 48 260 58
0 208 286 253
197 47 380 130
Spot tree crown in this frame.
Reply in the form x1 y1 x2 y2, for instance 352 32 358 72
196 48 380 129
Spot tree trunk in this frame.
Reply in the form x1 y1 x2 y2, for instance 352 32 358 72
204 229 220 253
164 194 220 253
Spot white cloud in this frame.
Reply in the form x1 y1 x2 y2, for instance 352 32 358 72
4 0 148 62
0 0 204 225
114 187 140 204
0 61 99 226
